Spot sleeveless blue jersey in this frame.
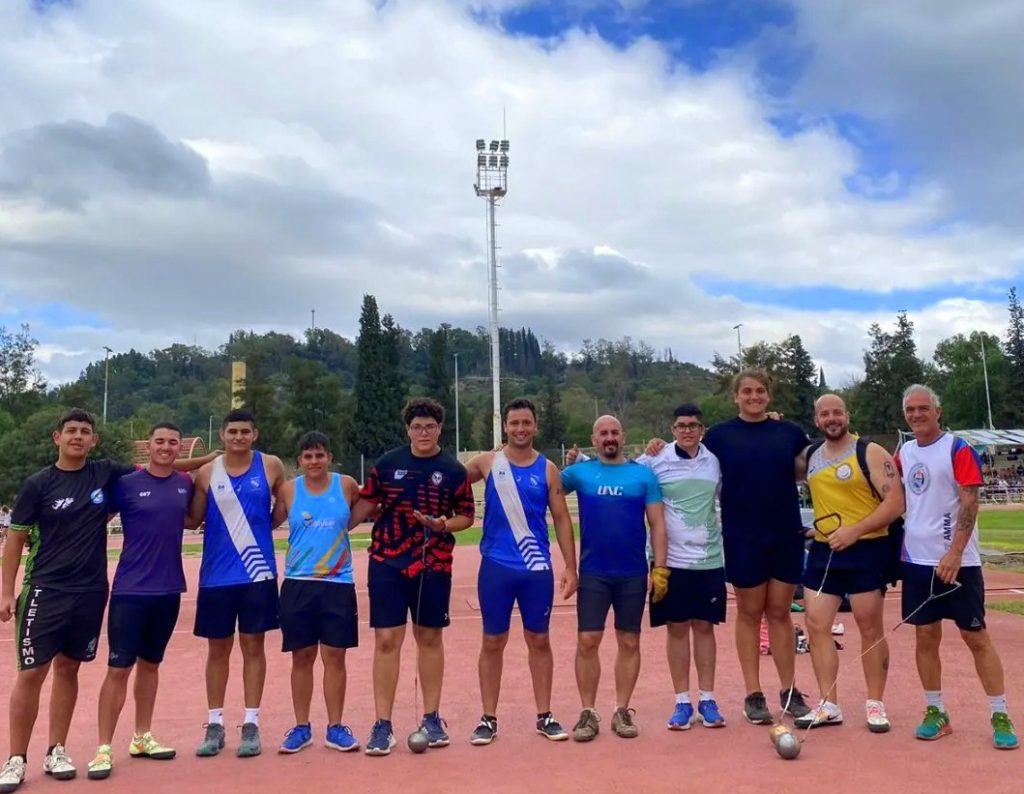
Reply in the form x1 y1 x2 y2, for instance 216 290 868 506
481 454 551 571
199 451 277 587
284 474 353 583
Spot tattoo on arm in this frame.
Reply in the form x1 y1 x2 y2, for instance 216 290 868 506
955 487 979 536
880 483 891 497
883 460 896 479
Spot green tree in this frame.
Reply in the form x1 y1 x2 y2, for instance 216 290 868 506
424 329 455 450
1006 287 1024 425
0 323 46 417
930 332 1009 429
351 295 403 457
859 312 925 433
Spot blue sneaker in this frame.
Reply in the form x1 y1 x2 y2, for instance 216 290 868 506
667 702 694 731
698 699 726 728
421 712 450 748
365 720 396 756
278 724 312 754
325 724 360 752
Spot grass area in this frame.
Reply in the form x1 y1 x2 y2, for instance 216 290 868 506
987 600 1024 616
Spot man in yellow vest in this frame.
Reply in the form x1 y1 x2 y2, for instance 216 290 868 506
796 394 904 732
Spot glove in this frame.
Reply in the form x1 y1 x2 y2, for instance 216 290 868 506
651 566 670 603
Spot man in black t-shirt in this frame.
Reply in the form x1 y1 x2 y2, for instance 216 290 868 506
349 398 475 757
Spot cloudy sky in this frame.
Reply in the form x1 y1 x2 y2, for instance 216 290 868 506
1 0 1022 385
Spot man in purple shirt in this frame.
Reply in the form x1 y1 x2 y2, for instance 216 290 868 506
87 423 199 780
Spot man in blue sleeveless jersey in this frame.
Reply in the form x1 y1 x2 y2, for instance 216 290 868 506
463 398 578 746
272 431 361 755
562 415 668 742
188 410 286 759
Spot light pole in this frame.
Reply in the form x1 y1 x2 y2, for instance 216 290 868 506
474 136 510 449
980 334 995 430
102 346 113 424
733 324 743 361
453 352 460 455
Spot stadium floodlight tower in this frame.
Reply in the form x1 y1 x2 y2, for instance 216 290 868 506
474 137 510 448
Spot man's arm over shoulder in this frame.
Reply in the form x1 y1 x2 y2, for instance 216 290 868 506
272 478 295 529
187 462 212 529
464 451 495 485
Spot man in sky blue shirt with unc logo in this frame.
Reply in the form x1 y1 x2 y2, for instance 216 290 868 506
561 415 668 743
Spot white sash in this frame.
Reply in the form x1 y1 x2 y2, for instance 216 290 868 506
491 450 550 571
210 456 274 582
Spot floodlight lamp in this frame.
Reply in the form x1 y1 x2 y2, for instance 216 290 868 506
489 140 499 152
499 140 509 152
488 154 498 167
499 155 509 167
477 154 486 166
476 139 486 151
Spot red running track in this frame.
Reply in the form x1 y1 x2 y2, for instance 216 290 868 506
1 550 1023 793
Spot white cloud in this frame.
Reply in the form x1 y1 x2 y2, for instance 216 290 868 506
0 0 1020 386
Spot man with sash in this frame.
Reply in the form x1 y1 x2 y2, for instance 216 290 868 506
463 398 579 746
188 410 286 759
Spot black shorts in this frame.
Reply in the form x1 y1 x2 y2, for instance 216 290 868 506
15 586 107 671
901 563 986 632
724 535 804 589
368 560 451 629
108 594 181 667
803 566 887 598
279 579 359 652
193 579 280 639
577 573 647 634
650 567 727 627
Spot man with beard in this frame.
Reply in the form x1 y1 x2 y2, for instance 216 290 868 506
463 398 578 745
561 415 668 742
795 394 904 732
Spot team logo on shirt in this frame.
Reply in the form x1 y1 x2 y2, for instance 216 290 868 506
138 491 152 498
835 463 853 481
250 477 261 489
51 497 75 511
907 462 930 495
178 487 189 495
431 471 443 485
302 510 314 527
529 475 541 487
395 470 407 480
597 485 624 496
90 489 105 505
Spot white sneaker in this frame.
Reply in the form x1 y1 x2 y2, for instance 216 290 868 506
831 622 845 636
43 744 76 781
794 702 844 729
866 700 891 734
0 756 26 793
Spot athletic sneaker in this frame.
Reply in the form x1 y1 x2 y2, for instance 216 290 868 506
87 746 112 780
915 706 952 741
470 716 498 746
667 702 694 731
279 724 313 754
832 622 845 636
43 744 76 780
697 699 726 728
866 700 891 734
365 720 396 756
744 692 772 724
0 756 26 793
325 724 360 752
794 702 843 729
992 712 1019 750
536 713 568 741
129 732 176 759
237 722 261 757
611 707 638 739
780 688 812 719
196 723 226 757
421 712 450 748
572 709 600 742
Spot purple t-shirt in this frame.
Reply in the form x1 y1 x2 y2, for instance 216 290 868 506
111 469 192 595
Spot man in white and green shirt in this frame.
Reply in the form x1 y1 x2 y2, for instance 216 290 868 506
637 404 726 731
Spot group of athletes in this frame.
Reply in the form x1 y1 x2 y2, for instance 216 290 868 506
0 369 1018 790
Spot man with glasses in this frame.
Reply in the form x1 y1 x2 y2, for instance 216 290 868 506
348 398 475 756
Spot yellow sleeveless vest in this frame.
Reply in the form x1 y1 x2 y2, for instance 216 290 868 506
807 436 887 541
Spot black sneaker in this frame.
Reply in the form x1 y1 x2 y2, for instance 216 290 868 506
536 713 568 741
781 687 811 719
470 716 497 746
744 691 772 724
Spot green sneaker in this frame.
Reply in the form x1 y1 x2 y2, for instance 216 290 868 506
87 745 112 780
237 723 261 758
129 732 176 760
915 706 952 741
196 723 226 757
992 712 1019 750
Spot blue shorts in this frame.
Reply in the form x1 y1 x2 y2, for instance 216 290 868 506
108 593 181 667
724 534 804 589
478 556 554 635
193 579 279 639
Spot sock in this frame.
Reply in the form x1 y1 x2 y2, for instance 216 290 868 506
536 712 549 721
924 691 945 712
243 708 260 726
675 692 691 705
208 708 224 726
989 695 1008 716
699 691 715 703
11 754 26 763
